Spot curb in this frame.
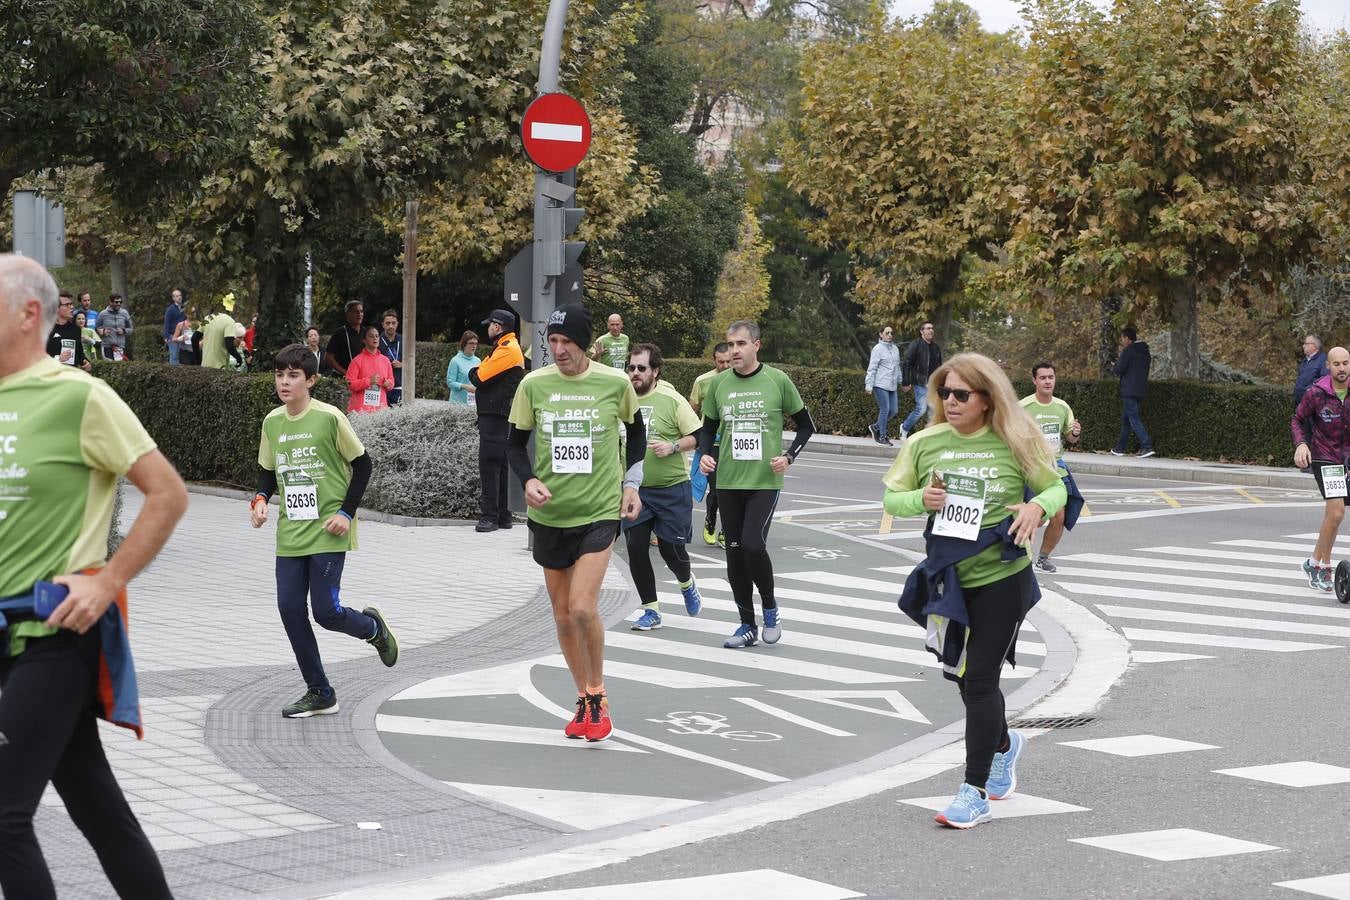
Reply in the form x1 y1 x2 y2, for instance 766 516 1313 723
183 483 486 527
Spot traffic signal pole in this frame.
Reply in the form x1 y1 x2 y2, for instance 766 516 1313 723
529 0 571 368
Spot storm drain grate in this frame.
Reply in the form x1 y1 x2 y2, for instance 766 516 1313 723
1008 715 1098 730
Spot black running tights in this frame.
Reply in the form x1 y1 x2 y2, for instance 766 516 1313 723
957 565 1032 790
717 488 780 626
625 519 692 606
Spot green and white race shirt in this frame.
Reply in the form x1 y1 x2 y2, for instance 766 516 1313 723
1019 395 1074 460
0 358 157 651
637 380 702 488
882 422 1066 587
257 400 365 557
689 368 719 411
595 333 631 370
704 365 805 491
509 361 639 527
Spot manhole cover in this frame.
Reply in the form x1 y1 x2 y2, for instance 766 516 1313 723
1009 715 1098 730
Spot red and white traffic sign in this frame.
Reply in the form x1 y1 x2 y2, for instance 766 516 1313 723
521 93 592 173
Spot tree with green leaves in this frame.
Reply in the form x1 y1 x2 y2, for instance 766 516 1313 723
707 205 771 350
784 3 1022 343
0 0 263 202
999 0 1320 378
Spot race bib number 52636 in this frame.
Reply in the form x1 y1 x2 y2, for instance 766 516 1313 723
551 419 593 474
931 472 986 541
282 471 320 521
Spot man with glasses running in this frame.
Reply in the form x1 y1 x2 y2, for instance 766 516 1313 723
689 342 733 546
698 321 815 648
624 343 704 631
1292 346 1350 592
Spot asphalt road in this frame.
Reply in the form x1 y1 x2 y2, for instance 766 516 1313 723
442 452 1350 900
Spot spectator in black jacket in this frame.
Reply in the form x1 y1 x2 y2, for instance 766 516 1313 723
1295 334 1329 407
1111 326 1155 458
899 322 942 438
470 309 525 532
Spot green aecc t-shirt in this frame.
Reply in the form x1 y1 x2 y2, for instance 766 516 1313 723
509 361 639 527
596 333 631 370
704 365 805 491
637 380 702 488
1019 395 1075 461
258 400 365 556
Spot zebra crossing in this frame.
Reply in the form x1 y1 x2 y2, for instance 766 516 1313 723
374 558 1035 831
1044 531 1350 661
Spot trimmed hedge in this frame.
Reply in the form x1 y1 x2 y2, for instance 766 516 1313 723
662 359 1294 466
95 362 348 487
348 401 480 519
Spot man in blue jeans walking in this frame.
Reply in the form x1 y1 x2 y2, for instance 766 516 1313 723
1111 326 1155 458
900 322 942 439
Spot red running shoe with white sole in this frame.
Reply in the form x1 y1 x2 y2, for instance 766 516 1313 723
585 693 613 742
564 696 588 739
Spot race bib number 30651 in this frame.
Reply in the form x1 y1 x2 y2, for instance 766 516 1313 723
731 419 763 461
931 471 986 541
551 419 593 474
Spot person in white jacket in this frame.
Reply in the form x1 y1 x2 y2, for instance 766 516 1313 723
864 325 901 445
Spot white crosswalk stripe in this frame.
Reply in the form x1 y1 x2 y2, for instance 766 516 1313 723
1048 532 1350 661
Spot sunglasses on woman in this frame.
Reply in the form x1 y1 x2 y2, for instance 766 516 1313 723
937 386 985 403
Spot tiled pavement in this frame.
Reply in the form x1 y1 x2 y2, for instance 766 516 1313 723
33 488 632 899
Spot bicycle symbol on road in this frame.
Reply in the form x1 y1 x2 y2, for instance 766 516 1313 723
646 711 782 742
781 546 851 561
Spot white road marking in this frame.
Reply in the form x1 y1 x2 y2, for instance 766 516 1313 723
778 502 884 518
1213 761 1350 787
492 870 865 899
773 689 930 725
730 697 855 737
389 660 536 700
1099 604 1350 639
1056 582 1350 621
1058 734 1220 757
374 715 646 751
1140 546 1307 566
443 783 701 832
780 571 903 594
900 792 1089 818
1066 501 1318 524
1219 538 1333 553
1274 872 1350 898
1054 552 1304 581
1048 567 1306 597
1120 628 1339 652
1069 828 1279 861
606 631 909 684
537 656 757 690
1130 650 1214 663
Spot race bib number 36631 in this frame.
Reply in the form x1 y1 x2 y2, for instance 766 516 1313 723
551 419 593 474
931 472 986 541
1322 465 1348 498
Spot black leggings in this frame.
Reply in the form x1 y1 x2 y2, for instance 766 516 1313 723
717 488 780 626
957 565 1033 790
625 520 692 606
704 469 719 529
0 628 172 900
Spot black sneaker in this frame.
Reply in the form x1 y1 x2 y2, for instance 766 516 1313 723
475 517 499 533
1035 555 1057 573
364 605 399 667
868 423 879 441
282 688 338 719
497 517 514 529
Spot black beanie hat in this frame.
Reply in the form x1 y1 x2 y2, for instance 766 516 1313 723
545 303 592 351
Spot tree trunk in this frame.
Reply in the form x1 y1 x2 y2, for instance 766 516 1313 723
930 256 962 349
109 253 129 301
1098 294 1121 377
252 200 305 365
1166 277 1200 379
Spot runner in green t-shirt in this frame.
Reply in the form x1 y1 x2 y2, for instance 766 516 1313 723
623 343 705 631
251 344 398 719
0 254 188 899
508 304 646 743
689 341 733 546
1019 361 1083 572
697 321 815 649
882 352 1066 829
590 312 630 369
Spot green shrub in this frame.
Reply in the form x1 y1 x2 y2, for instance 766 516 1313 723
663 359 1294 465
413 341 455 401
94 362 347 487
347 401 480 519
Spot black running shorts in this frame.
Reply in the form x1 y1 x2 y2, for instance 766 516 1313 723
528 519 620 570
1310 459 1347 502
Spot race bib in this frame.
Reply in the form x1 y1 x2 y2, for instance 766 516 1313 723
551 419 593 474
282 470 320 521
58 339 76 366
363 386 382 408
731 419 763 461
1322 465 1348 498
931 472 986 541
1042 422 1061 455
111 346 125 361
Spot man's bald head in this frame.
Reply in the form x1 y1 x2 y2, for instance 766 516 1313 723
1328 347 1350 386
1328 347 1349 365
0 253 59 334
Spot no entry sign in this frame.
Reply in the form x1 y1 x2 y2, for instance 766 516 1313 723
521 93 592 173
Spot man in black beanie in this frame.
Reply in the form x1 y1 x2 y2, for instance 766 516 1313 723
505 303 646 742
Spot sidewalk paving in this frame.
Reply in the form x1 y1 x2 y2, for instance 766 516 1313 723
33 435 1304 898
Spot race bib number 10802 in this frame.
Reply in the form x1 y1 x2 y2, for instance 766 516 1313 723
931 471 986 541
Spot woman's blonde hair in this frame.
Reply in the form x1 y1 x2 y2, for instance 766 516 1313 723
926 352 1056 481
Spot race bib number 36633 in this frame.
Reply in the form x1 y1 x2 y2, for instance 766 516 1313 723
931 472 986 541
551 419 593 474
1322 465 1348 498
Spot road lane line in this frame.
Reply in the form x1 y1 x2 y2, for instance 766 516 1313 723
1119 628 1339 652
730 697 855 737
1155 490 1182 508
605 631 909 684
1056 582 1350 620
1099 605 1350 639
1140 546 1307 566
374 716 647 751
1053 552 1304 581
1235 487 1265 504
1043 566 1305 597
537 656 757 690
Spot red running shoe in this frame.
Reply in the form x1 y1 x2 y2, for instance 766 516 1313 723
564 696 588 739
585 693 613 742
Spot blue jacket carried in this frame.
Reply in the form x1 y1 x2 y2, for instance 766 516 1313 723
1295 352 1329 405
897 517 1041 682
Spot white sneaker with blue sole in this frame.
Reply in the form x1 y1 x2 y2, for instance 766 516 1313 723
986 730 1024 800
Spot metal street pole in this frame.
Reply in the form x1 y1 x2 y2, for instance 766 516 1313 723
528 0 571 368
401 199 419 402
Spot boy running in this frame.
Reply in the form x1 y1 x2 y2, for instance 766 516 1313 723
252 344 399 718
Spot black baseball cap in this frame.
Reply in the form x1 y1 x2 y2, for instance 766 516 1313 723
481 309 515 328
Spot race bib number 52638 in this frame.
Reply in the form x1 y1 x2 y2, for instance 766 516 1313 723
551 419 593 474
931 472 986 541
